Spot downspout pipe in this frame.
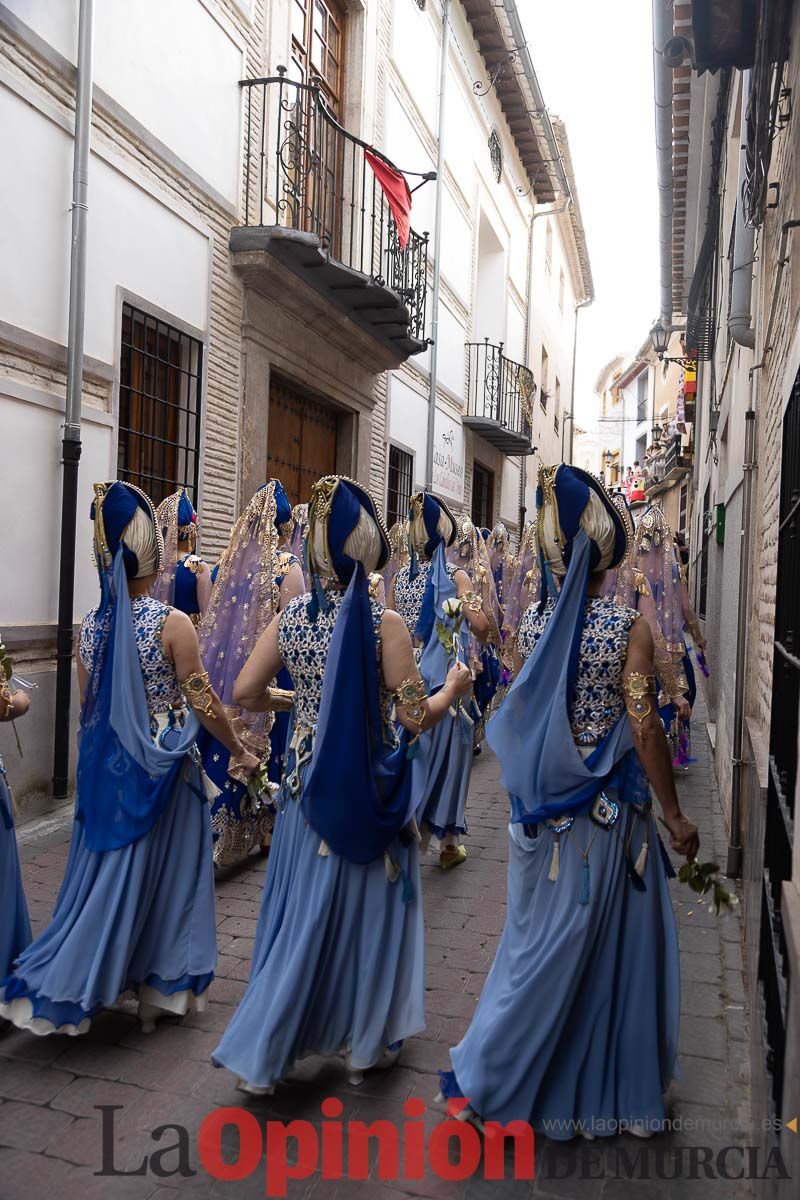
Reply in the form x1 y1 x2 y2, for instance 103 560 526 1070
52 0 94 799
567 298 593 463
652 0 674 325
729 72 756 349
425 0 451 490
727 405 755 879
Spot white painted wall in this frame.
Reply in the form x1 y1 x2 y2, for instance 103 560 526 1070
0 394 114 625
5 0 245 204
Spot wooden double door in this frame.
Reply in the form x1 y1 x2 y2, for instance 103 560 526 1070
267 375 339 507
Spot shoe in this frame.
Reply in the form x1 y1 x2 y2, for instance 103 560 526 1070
440 844 467 870
621 1122 654 1139
138 1002 161 1034
236 1080 275 1096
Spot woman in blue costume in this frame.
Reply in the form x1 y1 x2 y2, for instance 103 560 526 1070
388 493 490 868
198 480 305 868
632 508 693 767
0 673 32 984
449 517 503 740
439 464 699 1139
487 522 515 613
0 482 259 1036
212 476 471 1093
153 488 212 623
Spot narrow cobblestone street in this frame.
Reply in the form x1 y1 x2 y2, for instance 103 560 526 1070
0 680 756 1199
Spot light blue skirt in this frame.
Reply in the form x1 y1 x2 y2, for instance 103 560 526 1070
413 701 475 839
442 804 680 1137
213 794 425 1087
0 758 31 979
0 763 216 1035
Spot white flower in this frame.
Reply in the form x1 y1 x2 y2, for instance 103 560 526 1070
442 597 463 619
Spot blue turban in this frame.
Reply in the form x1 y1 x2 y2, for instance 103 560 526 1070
325 479 389 583
90 482 156 581
272 479 292 530
177 489 196 529
536 465 627 575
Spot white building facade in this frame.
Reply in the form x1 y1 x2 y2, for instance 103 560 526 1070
0 0 591 800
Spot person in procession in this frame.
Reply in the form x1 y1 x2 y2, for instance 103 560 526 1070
198 480 305 868
388 492 490 868
152 488 212 624
211 475 471 1093
439 463 699 1138
0 669 32 985
0 482 259 1036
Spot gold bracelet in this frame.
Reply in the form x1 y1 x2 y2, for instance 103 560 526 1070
394 676 428 729
264 685 295 711
0 679 12 721
622 672 657 723
460 590 483 614
183 669 214 717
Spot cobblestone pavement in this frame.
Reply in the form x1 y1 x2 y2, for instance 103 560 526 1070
1 685 766 1199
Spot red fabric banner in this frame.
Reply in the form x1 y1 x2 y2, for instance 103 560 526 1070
365 149 412 250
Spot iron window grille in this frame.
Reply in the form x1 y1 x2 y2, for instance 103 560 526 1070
387 444 413 528
118 303 203 508
413 0 426 8
488 131 502 183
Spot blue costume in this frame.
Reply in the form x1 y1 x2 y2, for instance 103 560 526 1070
152 488 209 624
0 749 31 979
394 494 474 844
198 481 300 868
440 465 680 1137
0 483 216 1035
213 477 423 1090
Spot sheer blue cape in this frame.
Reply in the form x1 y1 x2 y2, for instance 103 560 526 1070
302 565 412 865
76 549 201 852
487 530 635 823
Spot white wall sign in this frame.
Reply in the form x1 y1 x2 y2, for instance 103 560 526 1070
432 409 465 503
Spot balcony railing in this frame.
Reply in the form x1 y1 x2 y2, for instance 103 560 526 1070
232 72 432 361
644 433 692 493
464 340 535 456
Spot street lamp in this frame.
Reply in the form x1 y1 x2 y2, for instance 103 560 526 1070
649 318 687 363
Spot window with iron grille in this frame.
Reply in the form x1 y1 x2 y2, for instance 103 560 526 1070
118 303 203 508
387 444 413 528
488 131 502 183
698 483 711 618
554 377 561 432
471 461 494 529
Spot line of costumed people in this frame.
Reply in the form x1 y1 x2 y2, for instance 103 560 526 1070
0 465 700 1143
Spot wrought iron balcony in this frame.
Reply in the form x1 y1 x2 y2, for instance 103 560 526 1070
464 340 535 455
231 72 433 363
644 433 692 494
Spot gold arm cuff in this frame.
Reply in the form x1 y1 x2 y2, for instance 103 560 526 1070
460 590 483 614
264 685 295 712
183 669 214 717
623 672 657 723
0 679 12 721
394 676 428 729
